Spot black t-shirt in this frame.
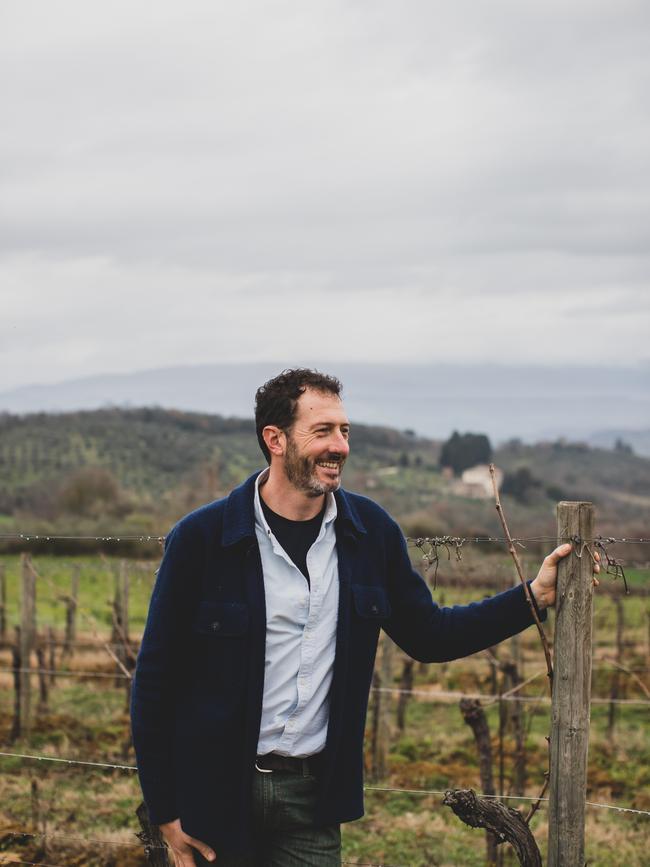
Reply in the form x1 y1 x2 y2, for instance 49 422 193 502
260 497 325 582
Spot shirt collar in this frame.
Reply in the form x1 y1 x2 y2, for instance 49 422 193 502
221 470 365 547
253 467 338 534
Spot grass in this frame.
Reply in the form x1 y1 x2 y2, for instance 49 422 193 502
0 555 648 865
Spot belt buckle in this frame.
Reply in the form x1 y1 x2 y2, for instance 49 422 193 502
255 760 273 774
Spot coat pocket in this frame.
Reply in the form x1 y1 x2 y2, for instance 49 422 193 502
351 584 391 621
190 601 250 695
192 600 249 637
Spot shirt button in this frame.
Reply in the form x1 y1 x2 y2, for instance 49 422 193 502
211 621 221 631
370 604 379 615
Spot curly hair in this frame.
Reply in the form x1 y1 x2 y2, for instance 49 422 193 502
254 368 343 463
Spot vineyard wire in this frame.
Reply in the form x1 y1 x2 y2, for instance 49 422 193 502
1 532 649 543
1 671 648 705
1 752 649 818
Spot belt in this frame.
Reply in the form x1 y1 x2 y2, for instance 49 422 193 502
255 753 321 775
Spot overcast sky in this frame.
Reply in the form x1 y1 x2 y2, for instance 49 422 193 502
1 0 649 392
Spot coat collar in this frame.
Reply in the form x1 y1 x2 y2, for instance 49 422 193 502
221 470 366 547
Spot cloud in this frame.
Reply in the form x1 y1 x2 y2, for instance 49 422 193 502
1 1 649 386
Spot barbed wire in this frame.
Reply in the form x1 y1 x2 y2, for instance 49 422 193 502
369 686 650 707
0 671 646 707
409 536 650 545
2 662 647 683
0 533 165 542
0 751 137 771
1 751 649 818
3 828 143 850
0 640 141 650
0 532 648 544
364 786 650 817
407 533 648 591
0 666 131 680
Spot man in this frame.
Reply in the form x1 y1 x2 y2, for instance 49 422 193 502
131 369 598 866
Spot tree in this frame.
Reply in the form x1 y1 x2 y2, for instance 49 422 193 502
59 467 123 516
614 438 633 455
501 467 542 505
439 431 492 476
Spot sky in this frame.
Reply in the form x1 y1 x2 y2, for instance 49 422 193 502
1 1 649 392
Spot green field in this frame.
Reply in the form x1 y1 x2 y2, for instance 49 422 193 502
0 554 648 866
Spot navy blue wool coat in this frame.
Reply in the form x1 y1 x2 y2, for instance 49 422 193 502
131 471 544 854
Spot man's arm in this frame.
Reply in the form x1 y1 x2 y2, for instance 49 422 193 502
130 521 201 826
383 523 598 663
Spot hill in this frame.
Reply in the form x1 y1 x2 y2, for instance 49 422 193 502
1 407 648 554
1 361 648 451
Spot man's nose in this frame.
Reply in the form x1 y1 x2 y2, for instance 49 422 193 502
330 430 350 456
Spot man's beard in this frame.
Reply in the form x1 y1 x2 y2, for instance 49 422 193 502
284 437 345 497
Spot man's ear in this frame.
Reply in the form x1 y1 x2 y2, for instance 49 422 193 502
262 425 285 458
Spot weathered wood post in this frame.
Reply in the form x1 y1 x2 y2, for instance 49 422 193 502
63 565 79 661
607 595 625 738
120 559 130 645
10 626 22 742
20 554 37 737
36 642 49 715
370 635 394 780
396 655 414 732
377 635 394 778
111 560 132 687
0 563 6 641
547 501 595 867
48 625 56 687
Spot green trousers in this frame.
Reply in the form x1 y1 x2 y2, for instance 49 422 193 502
193 767 341 866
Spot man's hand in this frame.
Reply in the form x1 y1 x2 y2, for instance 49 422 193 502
530 543 601 610
159 818 216 866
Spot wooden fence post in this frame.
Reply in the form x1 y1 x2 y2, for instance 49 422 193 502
396 655 414 732
0 563 6 641
63 565 79 661
48 626 56 687
20 554 37 738
547 501 595 867
607 596 625 738
120 559 130 645
36 642 49 715
378 635 394 778
111 560 131 685
10 626 22 742
370 635 394 780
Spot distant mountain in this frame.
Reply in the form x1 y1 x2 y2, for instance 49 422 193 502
588 428 650 456
1 362 648 452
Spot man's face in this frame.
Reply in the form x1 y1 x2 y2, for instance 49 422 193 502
283 388 350 497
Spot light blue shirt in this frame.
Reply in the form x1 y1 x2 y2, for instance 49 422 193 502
254 468 340 757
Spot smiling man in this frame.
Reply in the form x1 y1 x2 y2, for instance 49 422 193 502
131 368 593 867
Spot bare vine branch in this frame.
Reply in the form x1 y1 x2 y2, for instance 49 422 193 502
489 464 553 689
